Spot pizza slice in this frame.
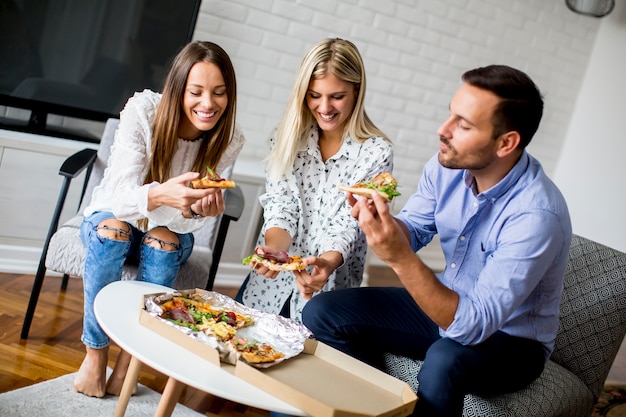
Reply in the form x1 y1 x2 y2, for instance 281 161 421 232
190 166 236 189
158 295 253 341
230 336 285 364
242 248 308 272
185 294 254 329
337 171 400 202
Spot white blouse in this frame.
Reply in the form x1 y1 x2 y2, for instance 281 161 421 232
84 90 245 234
242 125 394 322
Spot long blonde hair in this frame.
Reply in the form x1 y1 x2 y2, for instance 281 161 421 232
267 38 389 179
138 41 237 230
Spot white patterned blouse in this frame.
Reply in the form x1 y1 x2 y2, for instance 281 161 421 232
241 125 394 322
84 89 245 234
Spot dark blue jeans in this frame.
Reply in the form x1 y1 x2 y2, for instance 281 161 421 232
302 287 546 417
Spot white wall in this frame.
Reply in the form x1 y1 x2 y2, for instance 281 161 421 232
553 0 626 252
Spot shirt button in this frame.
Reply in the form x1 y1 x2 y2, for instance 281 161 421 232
450 263 457 268
460 236 466 241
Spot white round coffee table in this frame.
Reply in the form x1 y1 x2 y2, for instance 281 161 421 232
94 280 306 417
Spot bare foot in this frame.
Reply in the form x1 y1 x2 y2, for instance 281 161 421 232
73 346 109 397
106 349 138 396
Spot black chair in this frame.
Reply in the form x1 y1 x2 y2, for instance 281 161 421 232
21 118 244 339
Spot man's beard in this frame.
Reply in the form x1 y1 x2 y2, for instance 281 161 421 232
438 136 460 169
438 135 493 171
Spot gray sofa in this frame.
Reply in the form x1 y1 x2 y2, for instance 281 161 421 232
384 234 626 417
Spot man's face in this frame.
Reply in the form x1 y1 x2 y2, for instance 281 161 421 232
436 83 501 171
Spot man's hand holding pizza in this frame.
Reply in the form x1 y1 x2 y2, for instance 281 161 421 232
348 190 412 266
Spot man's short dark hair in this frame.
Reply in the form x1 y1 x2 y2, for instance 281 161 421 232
462 65 544 149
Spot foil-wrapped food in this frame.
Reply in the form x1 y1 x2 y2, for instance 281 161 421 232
144 290 311 368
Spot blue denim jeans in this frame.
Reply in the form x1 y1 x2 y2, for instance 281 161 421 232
302 287 545 417
80 211 194 349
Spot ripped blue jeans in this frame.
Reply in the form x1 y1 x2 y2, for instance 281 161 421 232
80 211 194 349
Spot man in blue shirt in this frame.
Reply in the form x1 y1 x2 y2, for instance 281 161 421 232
301 65 572 417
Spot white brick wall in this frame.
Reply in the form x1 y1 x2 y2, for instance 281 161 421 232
193 0 600 213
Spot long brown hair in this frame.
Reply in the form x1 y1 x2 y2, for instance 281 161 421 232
139 41 237 230
147 40 236 183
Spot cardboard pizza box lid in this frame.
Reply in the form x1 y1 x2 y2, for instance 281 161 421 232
235 338 417 417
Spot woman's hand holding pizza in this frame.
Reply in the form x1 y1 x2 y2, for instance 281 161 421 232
247 245 283 278
293 251 342 300
188 188 224 218
242 246 309 279
147 172 226 219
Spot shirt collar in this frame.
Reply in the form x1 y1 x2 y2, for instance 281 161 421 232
463 151 530 201
301 125 360 161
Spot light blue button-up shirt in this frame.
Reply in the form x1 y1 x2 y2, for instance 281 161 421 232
396 151 572 359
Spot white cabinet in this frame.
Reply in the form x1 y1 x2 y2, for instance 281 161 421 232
0 129 97 270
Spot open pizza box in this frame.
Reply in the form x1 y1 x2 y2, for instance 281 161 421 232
139 289 417 417
235 338 417 417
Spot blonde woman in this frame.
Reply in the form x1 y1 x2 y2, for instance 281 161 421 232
74 41 244 398
237 38 394 322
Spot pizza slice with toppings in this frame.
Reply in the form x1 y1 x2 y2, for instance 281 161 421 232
159 295 253 341
338 171 400 201
230 336 285 364
190 166 236 189
242 247 308 271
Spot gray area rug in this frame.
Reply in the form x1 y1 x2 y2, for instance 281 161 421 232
0 372 204 417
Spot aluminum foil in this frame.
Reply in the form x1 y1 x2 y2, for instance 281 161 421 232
144 289 311 368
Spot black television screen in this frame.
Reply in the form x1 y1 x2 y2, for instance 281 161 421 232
0 0 201 142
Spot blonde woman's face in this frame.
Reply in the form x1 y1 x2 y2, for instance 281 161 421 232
306 73 356 137
179 61 228 139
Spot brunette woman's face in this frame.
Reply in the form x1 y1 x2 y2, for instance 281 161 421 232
179 61 228 139
306 73 356 137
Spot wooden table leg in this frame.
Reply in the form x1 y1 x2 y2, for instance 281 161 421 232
113 355 142 417
154 377 186 417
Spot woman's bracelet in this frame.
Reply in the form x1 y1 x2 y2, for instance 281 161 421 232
189 208 203 219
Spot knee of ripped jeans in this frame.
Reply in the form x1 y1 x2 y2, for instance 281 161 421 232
96 220 131 240
143 231 179 251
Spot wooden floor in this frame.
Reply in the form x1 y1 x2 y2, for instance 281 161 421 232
0 272 267 417
1 269 625 416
